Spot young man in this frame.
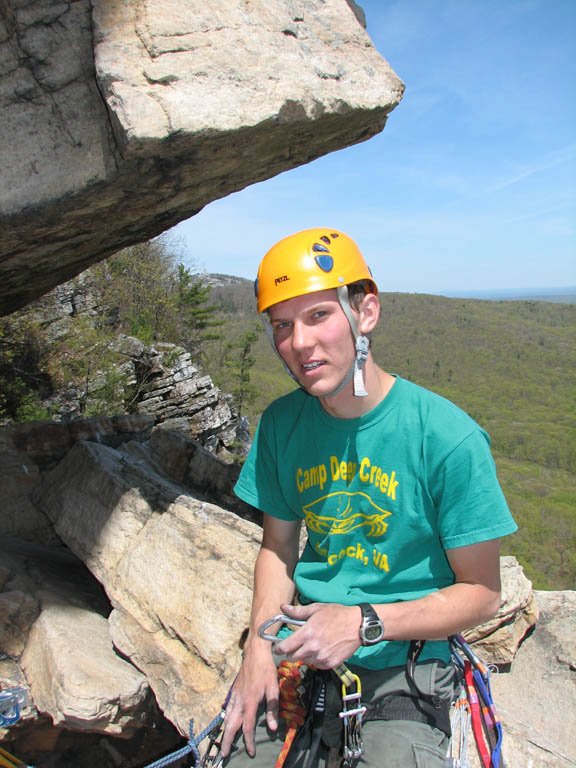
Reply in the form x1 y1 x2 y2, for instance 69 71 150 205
221 229 517 767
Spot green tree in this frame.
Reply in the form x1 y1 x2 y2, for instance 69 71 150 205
92 238 178 343
224 324 262 419
174 264 222 358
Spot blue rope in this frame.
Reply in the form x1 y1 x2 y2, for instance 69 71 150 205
141 714 223 768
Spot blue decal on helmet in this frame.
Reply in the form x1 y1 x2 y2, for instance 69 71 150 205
315 254 334 272
254 278 258 298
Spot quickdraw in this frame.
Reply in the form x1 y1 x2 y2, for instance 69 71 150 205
334 665 365 766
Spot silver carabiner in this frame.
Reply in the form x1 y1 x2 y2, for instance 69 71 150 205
257 614 306 642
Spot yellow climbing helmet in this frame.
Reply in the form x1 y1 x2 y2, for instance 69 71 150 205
255 228 377 313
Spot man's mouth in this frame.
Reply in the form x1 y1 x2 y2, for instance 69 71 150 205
302 361 325 371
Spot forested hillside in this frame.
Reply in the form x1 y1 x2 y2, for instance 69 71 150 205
205 278 576 592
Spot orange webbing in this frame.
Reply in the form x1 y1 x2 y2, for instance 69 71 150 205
274 660 307 768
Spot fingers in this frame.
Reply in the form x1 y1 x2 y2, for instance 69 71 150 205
220 668 279 759
220 707 240 758
242 705 258 758
280 602 320 619
265 682 279 732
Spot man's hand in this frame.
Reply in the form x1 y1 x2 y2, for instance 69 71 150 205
220 644 279 759
274 602 361 669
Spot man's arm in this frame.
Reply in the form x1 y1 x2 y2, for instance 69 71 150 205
220 514 301 758
275 538 502 668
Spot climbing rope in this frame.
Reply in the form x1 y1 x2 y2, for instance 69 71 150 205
140 713 225 768
274 661 307 768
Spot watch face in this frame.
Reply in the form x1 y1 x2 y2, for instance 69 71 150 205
365 624 383 641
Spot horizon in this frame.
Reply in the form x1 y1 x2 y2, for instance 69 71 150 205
170 0 575 294
204 270 576 303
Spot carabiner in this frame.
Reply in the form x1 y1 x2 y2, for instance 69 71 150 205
257 614 306 642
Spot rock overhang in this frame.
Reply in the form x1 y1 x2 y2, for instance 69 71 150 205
0 0 404 315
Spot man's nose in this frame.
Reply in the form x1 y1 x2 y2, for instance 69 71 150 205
291 319 313 351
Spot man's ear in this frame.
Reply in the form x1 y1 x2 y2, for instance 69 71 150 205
358 293 380 335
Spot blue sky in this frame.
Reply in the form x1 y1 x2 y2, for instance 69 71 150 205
170 0 575 295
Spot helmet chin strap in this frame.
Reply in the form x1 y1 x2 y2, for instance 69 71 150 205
260 285 370 398
336 285 369 397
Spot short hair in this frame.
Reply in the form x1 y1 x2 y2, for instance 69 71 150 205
347 280 370 311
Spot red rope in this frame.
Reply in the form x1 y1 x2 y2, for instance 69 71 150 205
274 661 306 768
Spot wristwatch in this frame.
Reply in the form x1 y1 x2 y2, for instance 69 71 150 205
359 603 385 645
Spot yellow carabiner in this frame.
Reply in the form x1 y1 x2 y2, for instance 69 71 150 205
333 663 362 695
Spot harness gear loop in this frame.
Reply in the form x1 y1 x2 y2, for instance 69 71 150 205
274 661 307 768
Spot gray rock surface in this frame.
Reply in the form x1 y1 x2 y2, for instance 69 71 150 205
0 0 403 314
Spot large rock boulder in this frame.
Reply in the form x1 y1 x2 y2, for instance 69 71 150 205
0 539 153 744
0 0 403 314
36 439 262 734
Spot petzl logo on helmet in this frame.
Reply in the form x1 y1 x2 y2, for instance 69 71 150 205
275 275 290 286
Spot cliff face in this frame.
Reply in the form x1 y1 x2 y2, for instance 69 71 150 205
0 0 403 315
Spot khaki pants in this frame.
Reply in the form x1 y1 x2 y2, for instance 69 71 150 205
224 660 456 768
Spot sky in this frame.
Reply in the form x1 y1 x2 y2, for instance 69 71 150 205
169 0 576 295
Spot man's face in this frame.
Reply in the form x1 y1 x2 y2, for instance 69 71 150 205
268 288 356 398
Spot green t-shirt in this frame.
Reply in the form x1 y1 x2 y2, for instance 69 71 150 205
234 376 517 668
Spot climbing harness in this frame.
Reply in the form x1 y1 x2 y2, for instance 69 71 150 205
258 614 367 767
449 634 504 768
